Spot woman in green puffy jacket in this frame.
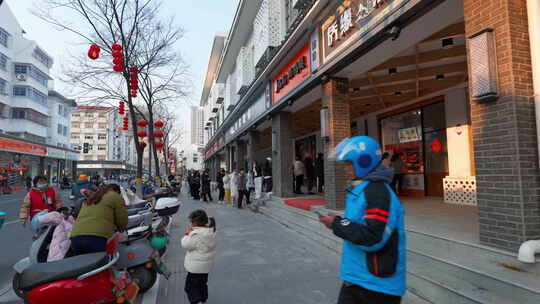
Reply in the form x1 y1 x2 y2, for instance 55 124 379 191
70 184 128 255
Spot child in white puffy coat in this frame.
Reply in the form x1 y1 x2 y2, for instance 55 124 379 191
182 210 217 304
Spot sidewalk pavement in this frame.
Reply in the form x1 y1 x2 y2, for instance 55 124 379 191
148 196 428 304
153 197 341 304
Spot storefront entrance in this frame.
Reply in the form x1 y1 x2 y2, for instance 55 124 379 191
380 100 448 197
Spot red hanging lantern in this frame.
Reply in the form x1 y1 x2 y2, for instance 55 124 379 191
113 57 123 65
119 101 125 115
137 131 147 138
111 44 122 51
431 138 442 153
113 64 124 72
136 120 148 127
155 142 164 149
87 44 100 60
123 117 129 130
154 121 164 128
154 131 164 138
139 142 147 149
130 90 137 97
129 67 138 73
111 51 122 58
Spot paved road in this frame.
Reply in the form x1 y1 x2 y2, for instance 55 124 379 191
0 188 71 304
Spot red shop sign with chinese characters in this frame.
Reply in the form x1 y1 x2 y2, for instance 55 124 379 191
272 43 311 105
0 137 47 156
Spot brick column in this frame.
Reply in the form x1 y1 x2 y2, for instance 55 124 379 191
465 0 540 251
235 140 246 170
248 130 260 169
322 78 352 210
272 111 294 197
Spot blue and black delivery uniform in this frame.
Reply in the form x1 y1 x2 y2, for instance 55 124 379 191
331 179 406 304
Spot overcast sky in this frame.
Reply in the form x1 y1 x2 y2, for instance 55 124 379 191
5 0 237 134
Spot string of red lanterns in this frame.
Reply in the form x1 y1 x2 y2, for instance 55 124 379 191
119 101 125 115
112 44 124 72
130 67 138 98
154 120 165 151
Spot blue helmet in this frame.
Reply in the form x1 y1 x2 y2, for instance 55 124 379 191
330 136 383 179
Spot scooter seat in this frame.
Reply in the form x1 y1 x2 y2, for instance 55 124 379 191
19 253 108 291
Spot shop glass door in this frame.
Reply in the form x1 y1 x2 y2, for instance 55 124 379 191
422 102 448 197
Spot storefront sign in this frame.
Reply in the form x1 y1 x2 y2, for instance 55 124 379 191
310 30 320 73
78 163 125 169
398 127 421 143
0 137 47 156
66 152 80 161
47 147 66 159
321 0 390 61
272 43 311 104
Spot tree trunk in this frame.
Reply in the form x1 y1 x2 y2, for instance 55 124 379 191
125 91 143 178
147 110 161 177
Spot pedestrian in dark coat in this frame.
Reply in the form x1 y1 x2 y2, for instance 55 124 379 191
304 155 315 195
201 169 213 202
216 169 225 203
192 171 201 200
315 153 324 193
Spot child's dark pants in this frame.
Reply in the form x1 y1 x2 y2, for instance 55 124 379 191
185 272 208 304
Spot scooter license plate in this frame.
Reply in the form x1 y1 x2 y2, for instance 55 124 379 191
125 282 139 303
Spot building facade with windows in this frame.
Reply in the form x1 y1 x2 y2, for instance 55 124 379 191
70 105 137 177
201 0 540 260
0 2 78 188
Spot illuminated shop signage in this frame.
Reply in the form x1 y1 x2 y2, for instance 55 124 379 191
321 0 391 60
272 43 311 104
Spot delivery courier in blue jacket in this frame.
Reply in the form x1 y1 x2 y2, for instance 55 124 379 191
319 136 406 304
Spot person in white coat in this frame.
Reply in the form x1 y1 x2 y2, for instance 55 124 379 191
182 209 217 304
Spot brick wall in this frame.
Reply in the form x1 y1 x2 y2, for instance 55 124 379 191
272 112 294 197
464 0 540 251
322 78 352 210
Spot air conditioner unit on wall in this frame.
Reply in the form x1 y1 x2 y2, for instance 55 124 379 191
16 74 27 81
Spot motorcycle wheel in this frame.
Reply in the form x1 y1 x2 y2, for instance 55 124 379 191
12 273 26 299
129 265 157 293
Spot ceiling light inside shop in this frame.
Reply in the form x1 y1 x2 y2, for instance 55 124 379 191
388 68 397 75
442 38 454 48
436 74 445 80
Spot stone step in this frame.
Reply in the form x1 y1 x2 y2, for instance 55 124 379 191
260 199 540 304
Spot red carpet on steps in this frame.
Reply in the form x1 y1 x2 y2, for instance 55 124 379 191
284 197 326 211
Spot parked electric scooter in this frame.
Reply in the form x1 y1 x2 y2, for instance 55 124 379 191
13 191 180 295
17 235 139 304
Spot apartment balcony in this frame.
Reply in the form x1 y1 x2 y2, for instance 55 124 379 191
5 119 48 138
